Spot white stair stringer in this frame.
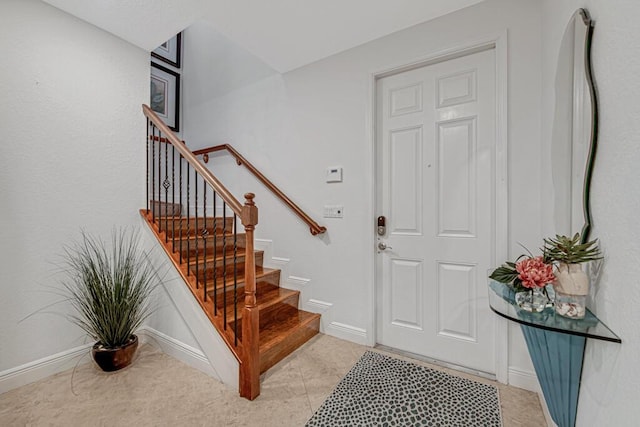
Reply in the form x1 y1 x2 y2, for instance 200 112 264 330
139 218 239 392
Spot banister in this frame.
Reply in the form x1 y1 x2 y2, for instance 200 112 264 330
192 144 327 236
142 105 243 215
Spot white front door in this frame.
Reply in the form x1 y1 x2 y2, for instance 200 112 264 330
375 48 497 375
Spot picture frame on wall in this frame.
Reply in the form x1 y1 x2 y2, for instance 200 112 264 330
151 32 182 68
150 62 180 132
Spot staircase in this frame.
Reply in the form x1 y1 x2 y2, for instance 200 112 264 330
142 209 321 373
141 105 324 400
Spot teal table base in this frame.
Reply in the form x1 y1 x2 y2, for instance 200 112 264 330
488 280 620 427
520 325 586 427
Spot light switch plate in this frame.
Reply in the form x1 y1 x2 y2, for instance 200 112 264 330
323 205 344 218
326 166 343 183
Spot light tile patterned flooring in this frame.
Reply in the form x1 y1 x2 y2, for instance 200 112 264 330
0 334 545 426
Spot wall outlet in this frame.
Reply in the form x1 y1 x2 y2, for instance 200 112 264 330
323 205 344 218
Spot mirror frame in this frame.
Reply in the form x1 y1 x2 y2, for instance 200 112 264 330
577 8 598 244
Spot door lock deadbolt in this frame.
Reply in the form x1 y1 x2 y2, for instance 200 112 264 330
377 216 386 236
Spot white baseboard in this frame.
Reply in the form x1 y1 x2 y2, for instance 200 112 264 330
0 343 93 394
138 327 215 377
507 367 539 392
508 367 555 427
0 328 218 397
326 321 368 345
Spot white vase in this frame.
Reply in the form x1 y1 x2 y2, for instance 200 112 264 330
554 263 589 319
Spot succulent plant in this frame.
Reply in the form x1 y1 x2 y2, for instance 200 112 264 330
543 233 602 265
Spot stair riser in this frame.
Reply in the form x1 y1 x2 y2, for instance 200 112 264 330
159 218 235 237
257 293 300 328
204 270 281 296
218 287 299 322
189 252 264 280
178 235 247 258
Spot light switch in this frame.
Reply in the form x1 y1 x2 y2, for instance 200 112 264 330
326 166 343 183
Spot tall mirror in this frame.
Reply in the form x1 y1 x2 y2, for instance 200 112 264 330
551 8 598 243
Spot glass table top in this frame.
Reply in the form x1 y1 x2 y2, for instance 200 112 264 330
488 280 621 343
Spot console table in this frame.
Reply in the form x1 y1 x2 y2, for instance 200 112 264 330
488 280 620 427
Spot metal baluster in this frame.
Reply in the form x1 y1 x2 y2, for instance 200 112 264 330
195 171 199 289
223 201 227 330
157 130 161 229
233 214 238 346
179 154 183 264
164 133 169 242
146 118 149 214
151 126 156 223
171 144 176 251
186 162 190 275
213 193 218 316
202 177 208 301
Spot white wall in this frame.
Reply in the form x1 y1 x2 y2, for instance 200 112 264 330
0 0 149 373
541 1 640 425
182 0 542 380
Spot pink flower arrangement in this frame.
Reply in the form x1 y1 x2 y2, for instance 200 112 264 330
515 256 555 289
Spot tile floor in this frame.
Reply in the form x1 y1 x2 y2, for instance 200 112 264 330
0 334 545 426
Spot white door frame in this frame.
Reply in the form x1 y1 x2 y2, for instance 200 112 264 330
367 31 509 384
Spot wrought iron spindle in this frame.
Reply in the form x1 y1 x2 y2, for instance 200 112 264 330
150 125 155 222
171 144 176 251
146 119 150 214
156 129 161 230
223 201 227 330
213 192 218 315
195 169 199 289
202 177 208 301
179 153 183 264
233 214 238 345
164 133 169 242
186 161 191 275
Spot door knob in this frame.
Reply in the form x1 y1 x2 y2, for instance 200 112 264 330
378 242 392 250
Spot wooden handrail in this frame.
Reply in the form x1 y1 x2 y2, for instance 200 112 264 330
142 105 243 215
143 104 261 399
192 144 327 236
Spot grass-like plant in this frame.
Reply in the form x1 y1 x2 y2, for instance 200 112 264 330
543 233 602 265
62 229 157 348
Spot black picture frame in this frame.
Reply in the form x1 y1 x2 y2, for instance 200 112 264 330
150 62 180 132
151 32 182 69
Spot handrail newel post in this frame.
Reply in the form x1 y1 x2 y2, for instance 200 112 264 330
239 193 260 400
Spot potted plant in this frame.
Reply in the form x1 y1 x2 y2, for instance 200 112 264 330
61 229 158 371
543 233 602 319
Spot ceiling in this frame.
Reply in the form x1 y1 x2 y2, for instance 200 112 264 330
42 0 486 72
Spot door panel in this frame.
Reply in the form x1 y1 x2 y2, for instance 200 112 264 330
376 48 496 374
437 118 477 237
390 258 423 330
389 126 423 235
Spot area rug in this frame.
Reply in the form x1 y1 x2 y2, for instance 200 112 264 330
306 351 502 427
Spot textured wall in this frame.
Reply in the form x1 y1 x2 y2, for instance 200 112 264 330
0 0 149 371
541 1 640 425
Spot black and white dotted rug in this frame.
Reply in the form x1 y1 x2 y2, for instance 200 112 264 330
306 351 502 427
